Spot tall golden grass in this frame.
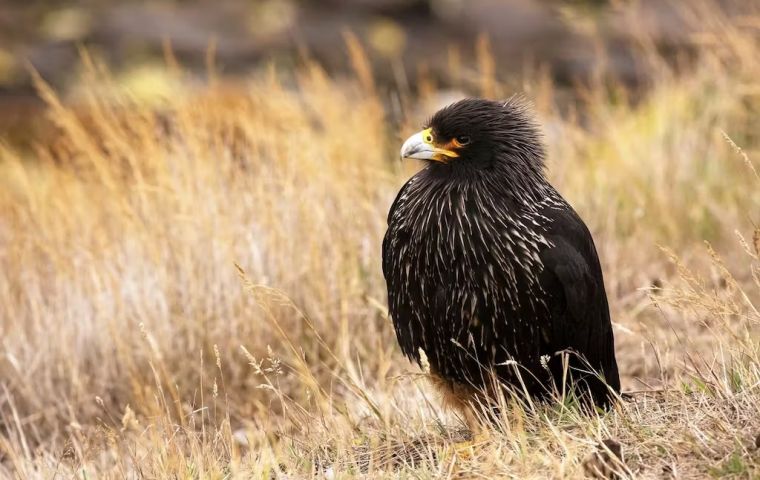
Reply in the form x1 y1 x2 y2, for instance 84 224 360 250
1 2 759 477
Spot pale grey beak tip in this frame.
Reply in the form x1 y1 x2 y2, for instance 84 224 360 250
400 131 432 161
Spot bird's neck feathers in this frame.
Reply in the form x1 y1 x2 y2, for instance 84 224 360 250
491 143 550 204
488 102 551 204
426 149 553 211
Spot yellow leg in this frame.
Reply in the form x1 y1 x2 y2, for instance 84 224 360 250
462 405 482 437
450 404 491 458
428 374 491 458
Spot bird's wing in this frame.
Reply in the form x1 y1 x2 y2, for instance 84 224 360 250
382 176 415 278
382 175 416 280
382 176 422 360
538 207 620 398
386 176 420 225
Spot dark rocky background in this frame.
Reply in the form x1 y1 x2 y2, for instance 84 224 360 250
0 0 746 145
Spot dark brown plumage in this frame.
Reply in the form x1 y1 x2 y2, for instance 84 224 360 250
382 98 620 417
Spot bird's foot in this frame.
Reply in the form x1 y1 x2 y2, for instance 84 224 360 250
448 430 491 460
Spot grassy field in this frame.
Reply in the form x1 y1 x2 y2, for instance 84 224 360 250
1 3 760 478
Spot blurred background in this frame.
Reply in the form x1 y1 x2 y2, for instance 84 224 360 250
1 1 760 477
0 0 740 146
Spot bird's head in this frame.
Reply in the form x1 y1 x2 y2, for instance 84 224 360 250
400 97 545 173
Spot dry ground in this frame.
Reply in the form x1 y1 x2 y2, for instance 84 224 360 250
1 3 760 478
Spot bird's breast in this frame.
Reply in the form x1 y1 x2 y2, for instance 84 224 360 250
389 183 552 318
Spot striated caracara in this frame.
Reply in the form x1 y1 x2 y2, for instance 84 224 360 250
382 98 620 427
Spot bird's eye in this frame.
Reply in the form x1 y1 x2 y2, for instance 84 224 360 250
454 135 471 147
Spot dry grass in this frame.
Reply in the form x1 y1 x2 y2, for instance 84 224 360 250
1 2 760 478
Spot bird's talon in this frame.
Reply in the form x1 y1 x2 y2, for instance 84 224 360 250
446 431 491 460
468 431 491 445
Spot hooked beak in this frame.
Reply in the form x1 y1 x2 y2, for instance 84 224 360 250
400 128 459 163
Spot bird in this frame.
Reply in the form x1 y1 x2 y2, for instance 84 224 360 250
382 97 620 430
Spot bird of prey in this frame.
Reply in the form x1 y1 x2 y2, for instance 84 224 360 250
382 98 620 428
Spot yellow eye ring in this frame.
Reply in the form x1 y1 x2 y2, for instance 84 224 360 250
421 127 434 144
